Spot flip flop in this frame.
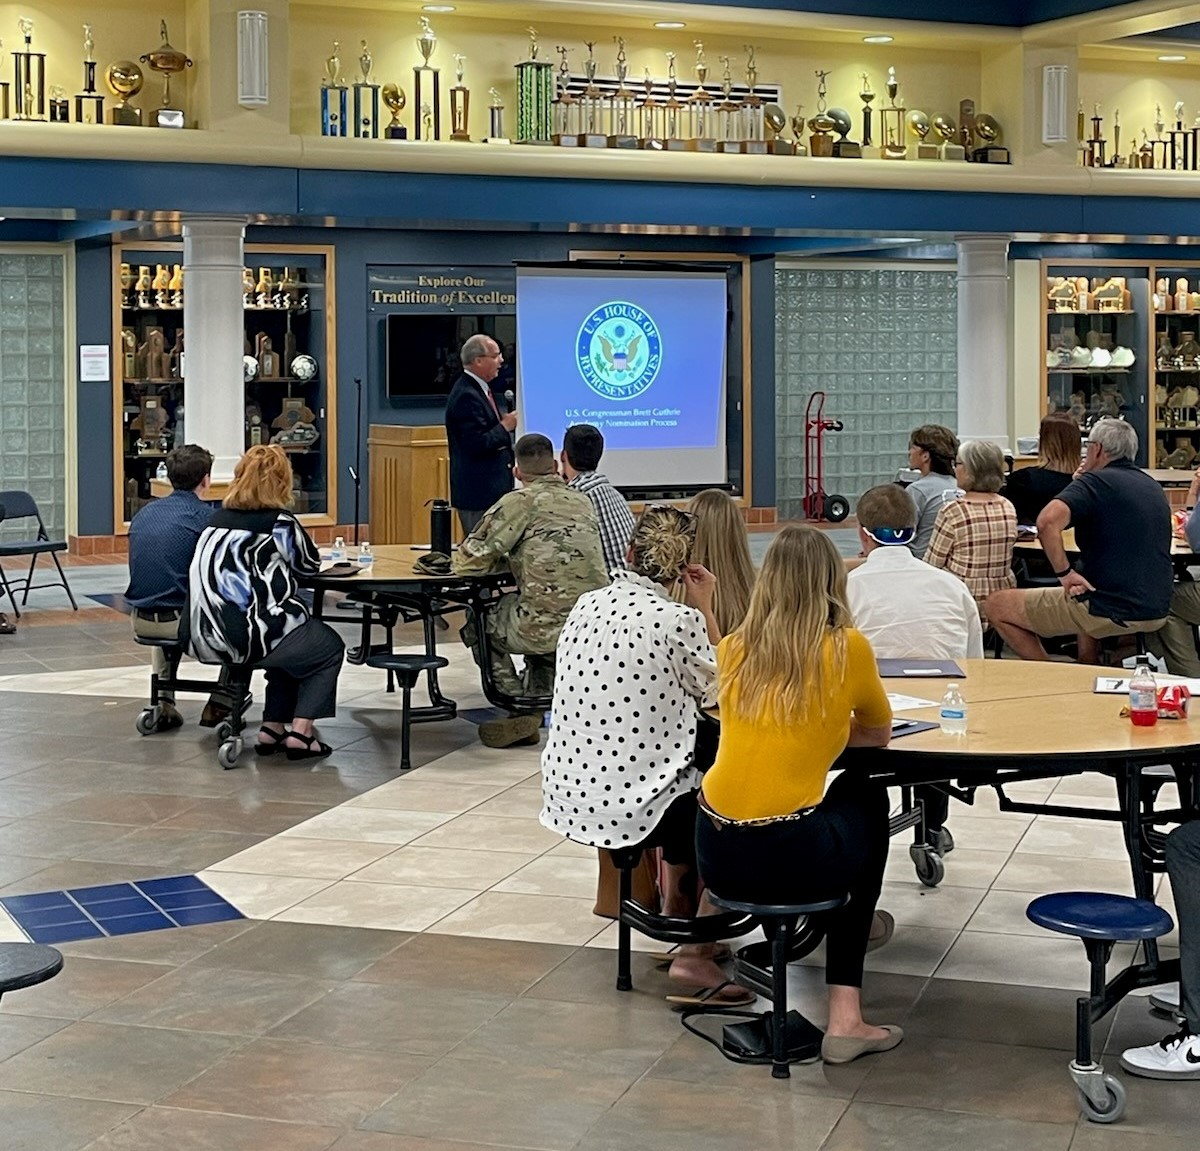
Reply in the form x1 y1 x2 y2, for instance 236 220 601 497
649 943 733 966
665 980 756 1008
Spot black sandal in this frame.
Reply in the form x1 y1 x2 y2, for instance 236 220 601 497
255 726 288 756
285 730 333 761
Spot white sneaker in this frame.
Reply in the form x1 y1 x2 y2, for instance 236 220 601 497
1150 983 1182 1017
1120 1026 1200 1080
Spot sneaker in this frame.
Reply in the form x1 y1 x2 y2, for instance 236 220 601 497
0 612 15 635
1120 1026 1200 1080
1151 983 1182 1014
154 702 184 732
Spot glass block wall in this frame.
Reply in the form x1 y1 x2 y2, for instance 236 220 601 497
775 265 958 521
0 252 67 542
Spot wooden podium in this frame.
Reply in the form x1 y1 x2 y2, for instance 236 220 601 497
368 424 457 545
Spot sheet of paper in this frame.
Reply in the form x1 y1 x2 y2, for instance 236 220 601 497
887 692 939 712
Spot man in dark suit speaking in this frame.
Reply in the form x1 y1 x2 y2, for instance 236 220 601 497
444 334 518 534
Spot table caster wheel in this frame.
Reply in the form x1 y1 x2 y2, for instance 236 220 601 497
215 721 233 742
135 708 160 736
1077 1074 1125 1124
218 737 243 770
910 843 945 888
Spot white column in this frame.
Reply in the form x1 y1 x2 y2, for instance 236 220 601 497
182 216 246 481
955 234 1012 451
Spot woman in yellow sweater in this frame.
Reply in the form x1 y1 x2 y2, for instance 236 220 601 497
698 524 901 1065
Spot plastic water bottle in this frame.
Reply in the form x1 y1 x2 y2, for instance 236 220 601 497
155 460 168 482
330 536 346 563
939 683 968 735
357 541 374 571
1129 659 1159 727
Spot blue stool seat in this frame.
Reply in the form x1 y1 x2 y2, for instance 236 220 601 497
1026 892 1174 942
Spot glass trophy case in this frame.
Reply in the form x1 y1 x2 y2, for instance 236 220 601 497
1041 261 1150 468
112 243 336 528
1150 263 1200 471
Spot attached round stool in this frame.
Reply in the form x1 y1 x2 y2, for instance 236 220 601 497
709 891 849 1079
1027 891 1175 1124
0 943 64 1004
366 653 450 770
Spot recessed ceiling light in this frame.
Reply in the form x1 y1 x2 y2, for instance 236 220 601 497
422 4 456 12
654 21 687 30
1159 54 1187 62
863 35 894 44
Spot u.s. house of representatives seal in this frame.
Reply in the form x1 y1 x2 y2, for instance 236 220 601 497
576 301 662 400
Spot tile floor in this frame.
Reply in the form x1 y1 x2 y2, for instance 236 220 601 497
0 578 1194 1150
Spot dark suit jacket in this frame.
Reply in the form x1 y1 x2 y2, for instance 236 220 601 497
444 374 514 512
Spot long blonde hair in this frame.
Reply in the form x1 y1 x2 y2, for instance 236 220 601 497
223 444 294 511
688 489 755 634
721 525 851 724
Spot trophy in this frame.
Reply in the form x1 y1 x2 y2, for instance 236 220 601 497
1113 107 1122 164
551 45 577 145
608 37 637 148
483 87 510 144
449 53 470 141
421 101 433 141
907 109 939 159
687 40 716 152
49 84 68 122
119 263 135 310
105 60 144 126
382 82 407 139
1169 99 1193 169
807 70 836 158
135 265 152 308
790 104 808 156
412 17 441 140
1151 103 1169 168
1084 103 1106 167
169 263 184 308
639 67 661 149
829 106 860 157
878 66 906 159
75 23 104 123
764 103 792 155
933 113 965 160
859 73 875 146
320 41 347 136
12 17 46 120
740 46 766 154
662 51 687 151
716 55 738 153
515 26 553 143
353 39 381 138
972 112 1010 164
0 38 8 120
152 264 170 308
140 21 193 129
577 41 606 147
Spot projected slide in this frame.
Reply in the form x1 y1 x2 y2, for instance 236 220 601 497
516 268 728 488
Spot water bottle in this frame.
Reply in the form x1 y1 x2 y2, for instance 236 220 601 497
1129 659 1159 727
939 683 968 735
429 498 452 554
155 460 168 482
357 540 374 571
330 535 346 563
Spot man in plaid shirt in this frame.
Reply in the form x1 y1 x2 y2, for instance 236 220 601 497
560 425 635 574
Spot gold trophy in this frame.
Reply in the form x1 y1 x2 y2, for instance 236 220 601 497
687 40 716 152
105 60 144 126
807 70 836 158
740 45 766 154
716 55 738 153
972 112 1010 164
75 22 104 123
449 53 470 141
321 41 347 136
608 37 637 149
830 106 860 157
764 103 792 155
382 82 407 139
413 16 441 140
0 37 8 121
790 104 808 156
907 109 939 159
552 45 577 146
577 40 606 147
878 66 906 159
352 39 381 138
140 20 193 129
859 73 875 146
12 17 46 120
933 113 965 160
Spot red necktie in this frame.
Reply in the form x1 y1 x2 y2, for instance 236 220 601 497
484 387 500 419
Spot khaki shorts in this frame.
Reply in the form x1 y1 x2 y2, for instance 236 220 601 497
1022 587 1166 640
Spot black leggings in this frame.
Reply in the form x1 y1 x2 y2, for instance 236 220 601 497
695 772 889 988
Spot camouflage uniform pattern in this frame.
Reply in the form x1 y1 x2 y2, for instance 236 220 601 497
454 474 609 696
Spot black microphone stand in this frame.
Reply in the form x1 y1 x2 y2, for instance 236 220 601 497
350 376 363 544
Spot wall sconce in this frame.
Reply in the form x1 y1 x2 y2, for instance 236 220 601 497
238 11 269 107
1042 64 1069 144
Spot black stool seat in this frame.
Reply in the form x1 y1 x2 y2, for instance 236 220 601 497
133 636 180 649
365 653 451 771
0 943 63 997
710 893 849 916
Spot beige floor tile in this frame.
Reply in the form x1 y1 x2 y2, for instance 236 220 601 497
885 845 1012 889
432 891 607 945
348 845 534 889
279 807 451 845
934 814 1031 852
470 786 545 819
1014 818 1131 861
819 1100 1074 1151
205 837 395 879
344 778 507 812
197 871 335 919
546 837 596 859
0 906 27 942
797 926 960 979
878 883 987 931
276 880 478 931
495 855 598 898
992 852 1136 894
410 812 561 854
935 930 1135 990
967 888 1060 936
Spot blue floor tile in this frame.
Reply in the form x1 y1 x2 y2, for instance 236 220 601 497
1 892 74 913
12 907 91 930
136 875 208 896
90 897 158 921
151 888 226 911
101 912 175 936
169 903 243 927
26 922 104 945
69 883 139 906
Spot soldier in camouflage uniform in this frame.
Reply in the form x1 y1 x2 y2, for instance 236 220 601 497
454 433 609 744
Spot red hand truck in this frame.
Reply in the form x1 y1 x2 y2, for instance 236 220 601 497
803 391 850 523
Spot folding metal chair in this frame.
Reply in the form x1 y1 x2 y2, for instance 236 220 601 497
0 490 78 618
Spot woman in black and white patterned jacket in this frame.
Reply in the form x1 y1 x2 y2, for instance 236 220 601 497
188 444 344 761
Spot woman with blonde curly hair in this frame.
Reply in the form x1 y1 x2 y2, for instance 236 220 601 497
541 504 751 1005
698 525 901 1063
188 444 344 761
687 489 756 634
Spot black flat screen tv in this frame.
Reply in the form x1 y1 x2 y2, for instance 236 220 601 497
385 313 516 399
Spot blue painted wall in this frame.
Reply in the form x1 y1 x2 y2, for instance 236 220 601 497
75 242 116 537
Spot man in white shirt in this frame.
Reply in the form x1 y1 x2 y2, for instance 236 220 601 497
847 484 982 858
